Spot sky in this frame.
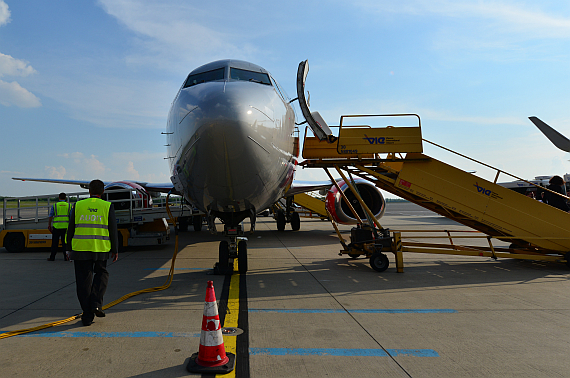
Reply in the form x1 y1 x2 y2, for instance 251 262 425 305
1 0 570 198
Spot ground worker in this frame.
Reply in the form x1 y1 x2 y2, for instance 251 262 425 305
66 179 118 326
47 192 70 261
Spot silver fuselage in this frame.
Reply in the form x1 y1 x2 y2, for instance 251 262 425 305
167 60 297 215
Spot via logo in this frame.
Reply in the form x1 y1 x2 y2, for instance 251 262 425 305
363 135 385 145
474 182 491 196
88 207 99 213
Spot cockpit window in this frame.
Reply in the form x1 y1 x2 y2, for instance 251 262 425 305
183 68 225 88
230 67 272 85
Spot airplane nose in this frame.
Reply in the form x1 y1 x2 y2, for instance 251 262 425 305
197 91 253 163
182 83 275 212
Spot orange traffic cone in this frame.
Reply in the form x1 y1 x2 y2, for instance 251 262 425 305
187 280 235 374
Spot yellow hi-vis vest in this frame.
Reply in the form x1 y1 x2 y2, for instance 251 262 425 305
53 201 70 229
72 198 112 253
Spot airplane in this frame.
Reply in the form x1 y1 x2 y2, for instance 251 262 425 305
13 59 386 274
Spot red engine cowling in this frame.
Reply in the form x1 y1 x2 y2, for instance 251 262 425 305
325 180 385 224
103 181 153 209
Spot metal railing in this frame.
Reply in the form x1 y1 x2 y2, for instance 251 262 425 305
2 189 175 226
423 139 570 202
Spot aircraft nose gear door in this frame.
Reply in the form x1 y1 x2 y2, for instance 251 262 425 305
295 60 337 143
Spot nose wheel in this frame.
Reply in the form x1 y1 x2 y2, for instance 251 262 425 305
213 225 248 275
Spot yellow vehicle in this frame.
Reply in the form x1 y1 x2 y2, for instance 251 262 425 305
1 189 190 253
301 113 570 271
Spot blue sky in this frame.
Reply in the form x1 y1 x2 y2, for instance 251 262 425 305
1 0 570 197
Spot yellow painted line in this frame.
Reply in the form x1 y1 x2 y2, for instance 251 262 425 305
219 273 240 377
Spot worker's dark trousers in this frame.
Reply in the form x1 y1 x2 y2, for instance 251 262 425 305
49 228 67 260
74 259 109 316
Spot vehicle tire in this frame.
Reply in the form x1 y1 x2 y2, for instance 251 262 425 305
4 232 25 253
178 217 189 232
291 212 301 231
193 215 202 232
369 252 389 272
276 211 286 231
238 240 248 274
117 231 126 253
219 241 230 268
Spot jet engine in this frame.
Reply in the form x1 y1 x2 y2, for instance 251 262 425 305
325 179 385 224
103 181 153 209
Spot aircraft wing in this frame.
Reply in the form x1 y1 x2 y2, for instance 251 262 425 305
529 116 570 152
13 177 93 189
12 176 329 196
12 177 175 193
284 180 333 197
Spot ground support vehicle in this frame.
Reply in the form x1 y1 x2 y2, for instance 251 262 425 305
0 189 193 253
301 114 570 272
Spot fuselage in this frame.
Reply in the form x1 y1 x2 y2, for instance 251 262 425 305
167 60 297 218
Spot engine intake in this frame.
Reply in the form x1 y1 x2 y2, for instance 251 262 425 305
325 179 385 225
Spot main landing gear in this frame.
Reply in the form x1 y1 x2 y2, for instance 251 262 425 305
275 197 301 232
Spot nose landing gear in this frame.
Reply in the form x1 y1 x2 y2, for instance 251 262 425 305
213 224 248 275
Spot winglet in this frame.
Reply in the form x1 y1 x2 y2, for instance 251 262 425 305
529 116 570 152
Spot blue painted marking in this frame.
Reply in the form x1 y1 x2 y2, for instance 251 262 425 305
351 309 456 314
249 309 345 314
143 268 209 270
8 332 438 357
388 349 439 357
249 348 438 357
249 309 456 314
14 331 201 338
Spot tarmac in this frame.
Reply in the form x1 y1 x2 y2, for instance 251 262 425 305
1 202 570 377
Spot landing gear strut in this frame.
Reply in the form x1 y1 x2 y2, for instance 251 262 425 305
275 197 301 231
213 224 249 275
208 209 255 275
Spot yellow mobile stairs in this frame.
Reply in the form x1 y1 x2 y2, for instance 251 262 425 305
300 114 570 273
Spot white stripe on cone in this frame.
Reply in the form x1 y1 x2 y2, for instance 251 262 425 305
195 280 230 367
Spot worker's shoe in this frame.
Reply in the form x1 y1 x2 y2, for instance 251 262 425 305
47 258 55 261
93 308 105 318
81 315 94 326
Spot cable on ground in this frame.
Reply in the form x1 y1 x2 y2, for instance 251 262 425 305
0 193 180 340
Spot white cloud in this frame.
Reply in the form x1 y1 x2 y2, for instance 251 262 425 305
56 153 106 177
84 155 106 176
112 151 165 162
0 0 10 26
353 1 570 56
39 74 169 129
0 53 40 108
354 0 570 35
45 166 67 179
0 53 37 77
96 0 256 69
0 80 41 107
126 161 140 180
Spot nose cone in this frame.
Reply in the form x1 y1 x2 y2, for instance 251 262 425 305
175 82 279 212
